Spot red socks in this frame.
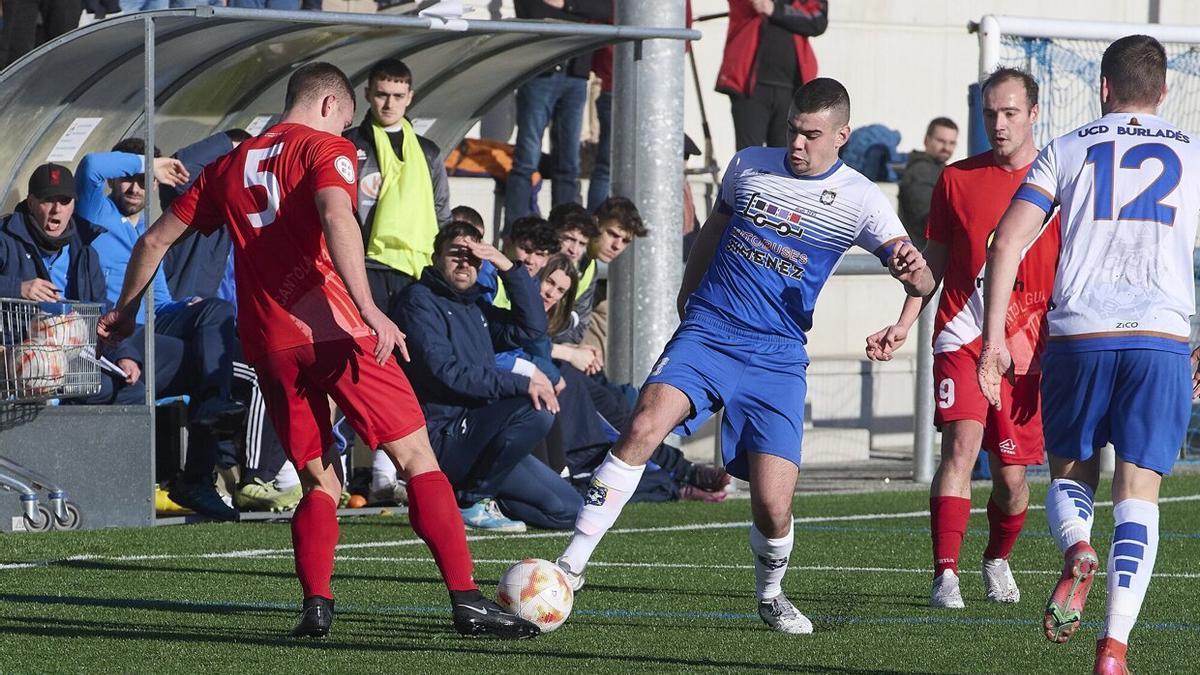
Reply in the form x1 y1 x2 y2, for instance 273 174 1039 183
408 470 477 593
292 490 339 599
983 498 1027 560
930 496 971 576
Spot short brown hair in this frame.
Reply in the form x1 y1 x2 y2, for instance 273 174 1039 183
549 201 599 239
1101 35 1166 107
595 196 647 238
285 62 354 111
367 58 413 88
981 67 1039 108
925 117 958 137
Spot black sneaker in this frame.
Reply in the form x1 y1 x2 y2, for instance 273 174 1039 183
452 597 540 639
167 479 240 522
191 397 247 436
292 596 333 638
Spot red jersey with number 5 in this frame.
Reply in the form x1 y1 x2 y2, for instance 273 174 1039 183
170 123 372 363
925 151 1060 375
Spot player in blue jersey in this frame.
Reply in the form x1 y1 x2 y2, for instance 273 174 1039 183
554 78 935 634
979 35 1200 674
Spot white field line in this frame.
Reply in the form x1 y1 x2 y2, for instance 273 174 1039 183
2 494 1198 572
237 554 1200 579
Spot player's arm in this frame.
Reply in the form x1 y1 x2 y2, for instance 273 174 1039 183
978 198 1047 407
315 186 407 365
97 210 192 343
677 206 731 319
866 240 947 361
887 240 935 297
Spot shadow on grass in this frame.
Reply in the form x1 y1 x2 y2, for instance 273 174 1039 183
0 594 935 674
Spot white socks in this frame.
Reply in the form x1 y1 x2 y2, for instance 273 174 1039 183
1045 479 1095 553
750 519 794 600
274 460 300 491
1102 499 1159 644
559 452 645 573
371 448 398 492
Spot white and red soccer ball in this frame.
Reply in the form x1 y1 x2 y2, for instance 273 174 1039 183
496 558 574 633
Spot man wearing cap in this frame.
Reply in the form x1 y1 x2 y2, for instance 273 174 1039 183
0 163 142 393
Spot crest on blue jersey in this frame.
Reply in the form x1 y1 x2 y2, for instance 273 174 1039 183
820 189 837 205
743 191 805 240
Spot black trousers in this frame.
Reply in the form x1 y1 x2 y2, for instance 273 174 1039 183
366 266 416 320
433 398 555 506
0 0 82 66
729 84 794 150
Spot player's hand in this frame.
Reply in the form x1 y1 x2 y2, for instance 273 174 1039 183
117 358 141 385
528 368 560 414
152 157 190 187
977 341 1013 410
865 323 909 361
750 0 774 15
542 0 564 8
1191 346 1200 399
887 241 927 284
462 239 514 273
20 278 61 302
583 344 604 372
362 307 409 365
97 309 136 345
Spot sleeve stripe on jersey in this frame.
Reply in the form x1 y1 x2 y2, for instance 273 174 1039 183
871 235 910 264
1013 183 1054 214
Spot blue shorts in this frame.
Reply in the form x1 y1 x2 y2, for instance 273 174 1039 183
1040 348 1189 475
643 313 808 480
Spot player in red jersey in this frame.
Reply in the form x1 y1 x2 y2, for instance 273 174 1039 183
97 62 538 640
866 68 1059 608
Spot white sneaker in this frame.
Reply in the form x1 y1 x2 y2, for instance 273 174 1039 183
556 557 585 592
367 479 408 505
757 594 813 634
982 557 1021 603
930 569 965 609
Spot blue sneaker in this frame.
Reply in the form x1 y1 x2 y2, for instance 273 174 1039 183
460 499 526 533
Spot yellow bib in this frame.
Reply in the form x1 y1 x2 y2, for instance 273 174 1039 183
365 119 439 278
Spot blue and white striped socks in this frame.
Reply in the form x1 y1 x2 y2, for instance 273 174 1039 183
1044 479 1095 553
1102 499 1159 644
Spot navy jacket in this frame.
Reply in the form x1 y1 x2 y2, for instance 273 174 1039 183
0 207 108 305
0 206 138 362
396 264 548 436
162 132 236 299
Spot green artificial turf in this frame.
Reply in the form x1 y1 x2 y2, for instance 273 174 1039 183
1 474 1197 673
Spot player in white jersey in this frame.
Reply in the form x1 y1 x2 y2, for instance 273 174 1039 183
554 78 933 635
978 35 1200 675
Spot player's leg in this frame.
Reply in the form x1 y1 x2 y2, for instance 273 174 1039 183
747 452 809 634
324 337 538 639
1039 350 1112 644
1094 348 1187 672
981 457 1028 603
979 371 1041 604
557 382 693 585
928 419 983 608
253 344 342 637
928 351 989 608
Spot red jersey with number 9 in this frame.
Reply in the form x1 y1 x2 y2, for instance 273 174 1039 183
170 123 372 363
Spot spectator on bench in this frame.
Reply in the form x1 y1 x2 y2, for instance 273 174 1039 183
898 116 958 249
396 222 579 531
76 138 242 521
345 58 451 315
0 163 141 398
554 196 646 349
479 215 560 309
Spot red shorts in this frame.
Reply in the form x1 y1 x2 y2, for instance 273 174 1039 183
932 348 1044 465
254 337 426 467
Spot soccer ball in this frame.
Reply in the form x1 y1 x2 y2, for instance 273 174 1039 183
495 558 574 633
